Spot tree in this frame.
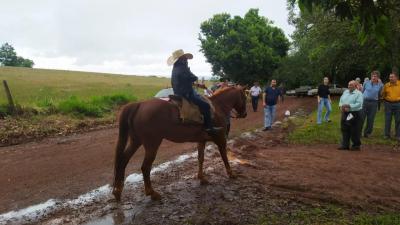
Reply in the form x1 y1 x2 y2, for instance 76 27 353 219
274 3 395 87
16 56 34 68
0 43 34 68
0 43 17 66
289 0 398 41
199 9 290 84
289 0 400 67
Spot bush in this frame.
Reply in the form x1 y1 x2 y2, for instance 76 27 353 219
0 103 38 118
0 104 8 118
36 97 58 114
58 96 103 117
57 93 136 117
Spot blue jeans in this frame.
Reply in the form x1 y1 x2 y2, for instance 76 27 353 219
361 100 378 136
264 104 276 128
317 98 332 124
251 96 259 112
384 101 400 138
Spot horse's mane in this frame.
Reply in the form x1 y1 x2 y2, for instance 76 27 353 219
211 86 235 98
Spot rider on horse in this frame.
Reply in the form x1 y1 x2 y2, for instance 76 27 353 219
167 49 222 135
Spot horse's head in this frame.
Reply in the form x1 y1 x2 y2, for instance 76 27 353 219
232 85 247 118
211 86 247 118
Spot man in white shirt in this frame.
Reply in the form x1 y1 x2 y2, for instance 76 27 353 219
250 82 262 112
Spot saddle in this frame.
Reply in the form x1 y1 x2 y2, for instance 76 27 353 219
168 95 215 124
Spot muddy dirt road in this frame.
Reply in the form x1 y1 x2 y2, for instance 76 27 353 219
5 108 399 225
0 97 313 214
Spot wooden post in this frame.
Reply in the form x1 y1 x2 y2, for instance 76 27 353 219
2 80 15 114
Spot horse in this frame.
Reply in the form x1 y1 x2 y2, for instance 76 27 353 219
112 86 247 201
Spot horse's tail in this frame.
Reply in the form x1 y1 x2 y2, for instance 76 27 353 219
113 103 140 192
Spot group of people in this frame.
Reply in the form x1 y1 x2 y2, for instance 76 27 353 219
248 69 400 151
317 69 400 151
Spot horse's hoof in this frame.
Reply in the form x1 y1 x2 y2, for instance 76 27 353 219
151 191 162 201
112 189 122 202
228 172 237 179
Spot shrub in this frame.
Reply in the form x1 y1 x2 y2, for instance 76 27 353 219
36 97 58 114
0 103 38 118
57 93 136 117
0 104 8 118
58 96 102 117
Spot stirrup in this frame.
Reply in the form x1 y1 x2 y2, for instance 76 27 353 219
205 127 223 136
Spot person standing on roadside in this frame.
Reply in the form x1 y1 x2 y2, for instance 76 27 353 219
317 77 332 124
382 68 400 140
262 79 282 131
250 82 262 112
338 80 364 151
361 71 383 138
355 77 363 92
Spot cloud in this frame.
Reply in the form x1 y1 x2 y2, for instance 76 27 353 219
0 0 294 77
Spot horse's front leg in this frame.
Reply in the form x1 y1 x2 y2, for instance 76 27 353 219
197 142 209 185
215 136 236 179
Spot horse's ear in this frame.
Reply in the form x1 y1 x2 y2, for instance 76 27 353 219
239 84 248 89
236 84 244 90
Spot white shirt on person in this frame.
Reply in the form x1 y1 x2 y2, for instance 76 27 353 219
250 86 262 97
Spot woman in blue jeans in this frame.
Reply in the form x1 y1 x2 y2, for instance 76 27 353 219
317 77 332 124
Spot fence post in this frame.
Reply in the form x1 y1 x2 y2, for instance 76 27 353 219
2 80 15 114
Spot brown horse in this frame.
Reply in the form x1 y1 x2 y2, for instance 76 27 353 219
112 86 247 201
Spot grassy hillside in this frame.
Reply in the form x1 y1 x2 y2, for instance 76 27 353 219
0 66 173 145
0 66 171 106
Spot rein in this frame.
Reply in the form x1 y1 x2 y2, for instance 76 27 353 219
209 87 244 119
230 110 240 118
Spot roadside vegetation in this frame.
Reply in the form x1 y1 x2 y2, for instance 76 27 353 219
0 66 170 145
288 100 397 146
256 204 400 225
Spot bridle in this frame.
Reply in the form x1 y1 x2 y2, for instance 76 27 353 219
231 88 247 118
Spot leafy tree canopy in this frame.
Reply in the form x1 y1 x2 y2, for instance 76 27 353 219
199 9 290 85
274 2 397 88
289 0 400 45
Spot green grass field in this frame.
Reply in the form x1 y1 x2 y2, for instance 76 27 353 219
0 66 171 107
0 66 175 145
256 204 400 225
289 100 397 145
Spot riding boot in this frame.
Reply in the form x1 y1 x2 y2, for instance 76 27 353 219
226 123 230 137
203 109 223 136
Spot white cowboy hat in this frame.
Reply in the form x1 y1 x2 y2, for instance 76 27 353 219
167 49 193 66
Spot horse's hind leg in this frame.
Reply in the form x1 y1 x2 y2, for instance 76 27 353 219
142 139 162 200
197 142 209 185
113 139 141 201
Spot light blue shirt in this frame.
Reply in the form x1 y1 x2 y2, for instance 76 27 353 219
362 80 383 100
339 89 363 111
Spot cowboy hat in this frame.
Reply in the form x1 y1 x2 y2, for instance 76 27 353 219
167 49 193 66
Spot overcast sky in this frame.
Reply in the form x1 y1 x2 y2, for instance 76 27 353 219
0 0 294 77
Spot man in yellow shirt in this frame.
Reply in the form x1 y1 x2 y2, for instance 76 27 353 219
382 70 400 139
